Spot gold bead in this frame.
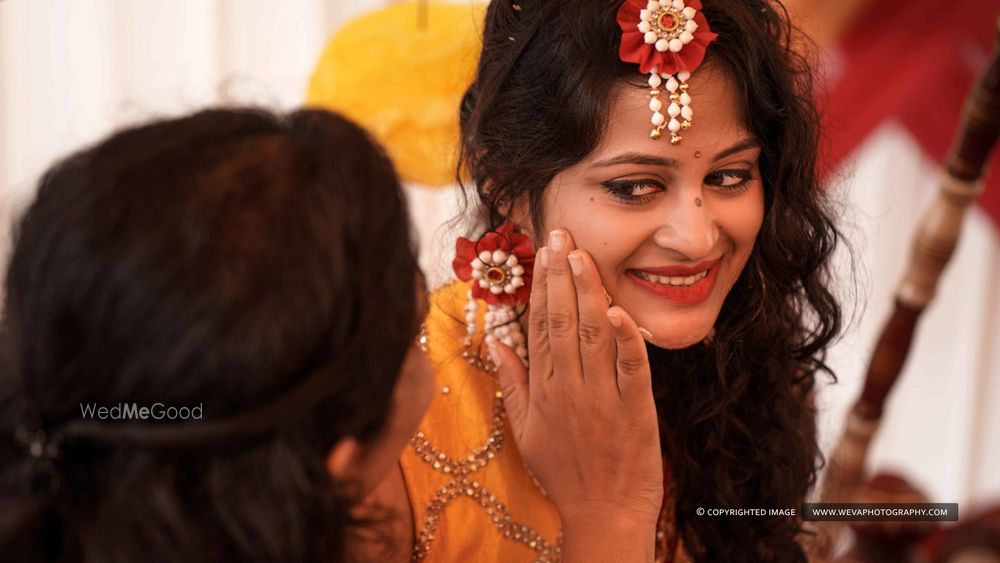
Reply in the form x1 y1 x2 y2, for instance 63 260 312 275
669 93 680 101
679 83 689 91
681 120 691 129
649 89 660 96
495 390 504 399
650 129 662 139
417 324 429 351
670 134 682 144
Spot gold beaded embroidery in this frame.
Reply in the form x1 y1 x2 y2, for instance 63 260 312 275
409 323 560 561
461 345 498 375
409 395 505 477
417 323 429 352
411 478 562 563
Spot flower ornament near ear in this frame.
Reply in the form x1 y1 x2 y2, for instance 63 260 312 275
453 222 534 366
454 222 534 306
617 0 718 143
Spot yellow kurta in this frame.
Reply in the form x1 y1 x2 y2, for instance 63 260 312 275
400 280 562 562
400 280 688 562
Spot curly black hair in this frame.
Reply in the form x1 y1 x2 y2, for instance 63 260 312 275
459 1 842 560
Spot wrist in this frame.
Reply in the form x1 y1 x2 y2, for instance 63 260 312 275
559 500 660 531
560 511 658 563
561 509 658 536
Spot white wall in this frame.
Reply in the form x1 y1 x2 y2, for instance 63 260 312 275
0 0 383 208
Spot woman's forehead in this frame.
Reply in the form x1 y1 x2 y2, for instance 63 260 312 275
595 68 751 162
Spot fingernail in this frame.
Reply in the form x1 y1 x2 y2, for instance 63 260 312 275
548 230 565 252
487 342 502 368
567 252 583 276
606 309 623 328
538 247 549 268
638 327 653 341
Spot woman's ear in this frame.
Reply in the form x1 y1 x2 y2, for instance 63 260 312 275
508 195 535 241
326 436 361 479
485 181 536 242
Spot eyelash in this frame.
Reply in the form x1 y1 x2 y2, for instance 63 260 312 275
601 169 754 205
601 179 662 204
705 169 754 192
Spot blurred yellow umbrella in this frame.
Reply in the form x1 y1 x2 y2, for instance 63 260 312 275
307 2 485 187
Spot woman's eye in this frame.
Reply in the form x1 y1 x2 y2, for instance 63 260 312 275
600 179 664 204
704 169 753 192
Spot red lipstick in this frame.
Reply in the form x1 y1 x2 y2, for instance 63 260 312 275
634 259 719 277
627 261 720 305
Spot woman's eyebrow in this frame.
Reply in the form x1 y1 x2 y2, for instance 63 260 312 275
589 139 759 170
711 138 760 162
590 152 681 169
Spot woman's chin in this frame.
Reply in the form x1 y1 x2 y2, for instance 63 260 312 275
644 335 702 350
637 323 714 350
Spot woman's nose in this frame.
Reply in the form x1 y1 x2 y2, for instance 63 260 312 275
652 198 720 260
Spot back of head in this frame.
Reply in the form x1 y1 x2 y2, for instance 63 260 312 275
0 108 418 562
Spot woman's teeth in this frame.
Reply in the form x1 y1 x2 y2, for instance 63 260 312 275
635 270 709 287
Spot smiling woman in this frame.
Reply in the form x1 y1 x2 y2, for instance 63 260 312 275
394 0 843 562
536 67 765 349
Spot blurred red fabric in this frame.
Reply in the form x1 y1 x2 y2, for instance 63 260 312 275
818 0 1000 226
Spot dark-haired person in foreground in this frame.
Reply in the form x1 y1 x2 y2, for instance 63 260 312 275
0 107 661 562
0 108 435 562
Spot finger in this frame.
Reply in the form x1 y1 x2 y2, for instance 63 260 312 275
545 229 583 381
567 249 615 384
490 341 530 442
605 306 653 406
528 246 553 385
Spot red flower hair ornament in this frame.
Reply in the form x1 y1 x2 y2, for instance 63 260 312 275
453 222 534 307
617 0 718 143
453 223 534 367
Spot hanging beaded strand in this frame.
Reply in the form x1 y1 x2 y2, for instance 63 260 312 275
648 72 665 139
638 0 700 143
465 248 530 368
648 70 693 144
463 289 479 348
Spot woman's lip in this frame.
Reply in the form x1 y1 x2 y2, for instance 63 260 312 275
627 262 720 305
633 259 721 277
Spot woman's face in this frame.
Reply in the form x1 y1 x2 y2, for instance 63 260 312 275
327 279 434 493
349 342 433 491
534 67 764 348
